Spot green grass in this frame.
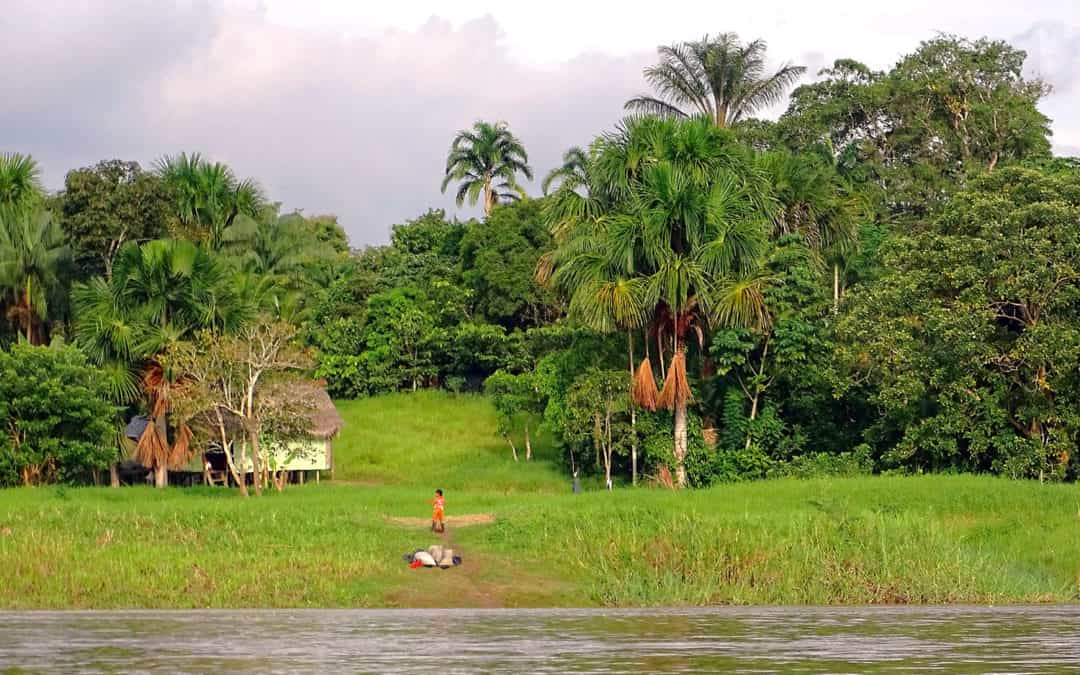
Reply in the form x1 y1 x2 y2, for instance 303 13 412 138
1 391 1078 608
333 391 566 492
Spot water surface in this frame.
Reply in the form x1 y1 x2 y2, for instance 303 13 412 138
2 606 1078 673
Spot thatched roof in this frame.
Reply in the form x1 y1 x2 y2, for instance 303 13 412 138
297 383 345 439
123 383 344 443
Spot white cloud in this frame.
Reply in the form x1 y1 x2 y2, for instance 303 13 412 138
1 1 1077 244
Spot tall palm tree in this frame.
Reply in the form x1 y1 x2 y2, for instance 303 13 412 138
626 33 805 128
758 149 860 310
73 239 247 487
155 153 264 250
0 208 69 343
0 153 43 218
548 116 774 487
441 121 533 217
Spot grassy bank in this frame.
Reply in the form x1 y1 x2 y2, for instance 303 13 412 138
1 392 1078 608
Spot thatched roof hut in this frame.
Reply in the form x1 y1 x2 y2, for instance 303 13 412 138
294 383 345 439
124 382 345 476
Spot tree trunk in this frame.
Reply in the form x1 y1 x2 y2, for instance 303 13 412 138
833 262 840 314
673 400 688 488
109 462 120 488
745 392 760 451
604 403 613 490
593 413 602 469
505 434 518 462
483 175 494 217
250 430 263 497
628 328 637 486
153 414 169 488
24 277 33 344
217 410 247 496
524 423 532 461
657 329 666 380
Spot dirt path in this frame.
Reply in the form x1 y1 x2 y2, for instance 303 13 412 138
384 513 495 528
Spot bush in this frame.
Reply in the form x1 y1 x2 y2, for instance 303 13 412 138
769 445 875 479
0 344 117 486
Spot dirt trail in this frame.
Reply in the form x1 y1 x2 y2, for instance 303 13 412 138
386 513 507 607
385 513 495 528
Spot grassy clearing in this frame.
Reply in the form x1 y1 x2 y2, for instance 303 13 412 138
332 391 565 492
1 391 1078 608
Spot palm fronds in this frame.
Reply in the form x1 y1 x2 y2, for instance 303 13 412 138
441 120 532 215
626 33 806 127
657 350 693 409
632 357 660 410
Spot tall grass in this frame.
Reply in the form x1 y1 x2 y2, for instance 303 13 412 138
0 391 1078 609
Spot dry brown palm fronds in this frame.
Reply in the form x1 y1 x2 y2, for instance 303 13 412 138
134 420 168 468
142 362 170 418
657 350 693 410
632 357 660 411
167 423 195 469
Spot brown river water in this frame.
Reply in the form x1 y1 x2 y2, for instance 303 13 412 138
1 606 1079 673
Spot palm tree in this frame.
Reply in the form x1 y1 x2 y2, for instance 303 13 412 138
0 208 69 343
441 121 533 217
758 149 860 310
155 153 264 250
0 153 43 218
542 147 589 195
548 116 774 487
625 33 805 128
73 239 246 487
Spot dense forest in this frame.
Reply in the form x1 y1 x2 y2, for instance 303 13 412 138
0 33 1076 489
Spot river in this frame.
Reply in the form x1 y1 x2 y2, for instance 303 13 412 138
1 606 1078 673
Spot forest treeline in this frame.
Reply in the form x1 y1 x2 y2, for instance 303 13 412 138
0 33 1076 488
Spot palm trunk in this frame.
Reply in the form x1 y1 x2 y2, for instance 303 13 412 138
657 328 666 380
673 401 688 488
483 175 494 217
524 423 532 461
109 462 120 488
24 277 32 344
833 262 840 314
628 328 637 486
153 414 168 488
670 317 687 488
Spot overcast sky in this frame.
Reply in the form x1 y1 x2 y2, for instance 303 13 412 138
2 1 1077 245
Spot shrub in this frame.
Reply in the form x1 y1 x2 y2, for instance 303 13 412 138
0 343 117 486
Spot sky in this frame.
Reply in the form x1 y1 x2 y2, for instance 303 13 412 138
1 1 1078 246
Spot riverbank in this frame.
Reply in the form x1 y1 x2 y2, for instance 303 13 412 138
1 474 1078 608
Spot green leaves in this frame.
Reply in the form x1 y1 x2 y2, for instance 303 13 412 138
441 121 533 215
0 343 117 486
626 33 806 128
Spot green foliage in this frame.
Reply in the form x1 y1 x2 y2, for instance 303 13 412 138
460 199 559 328
441 121 533 216
57 160 176 280
0 343 116 486
835 166 1080 478
778 36 1051 219
626 33 806 127
155 152 264 250
0 153 44 218
0 207 70 343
